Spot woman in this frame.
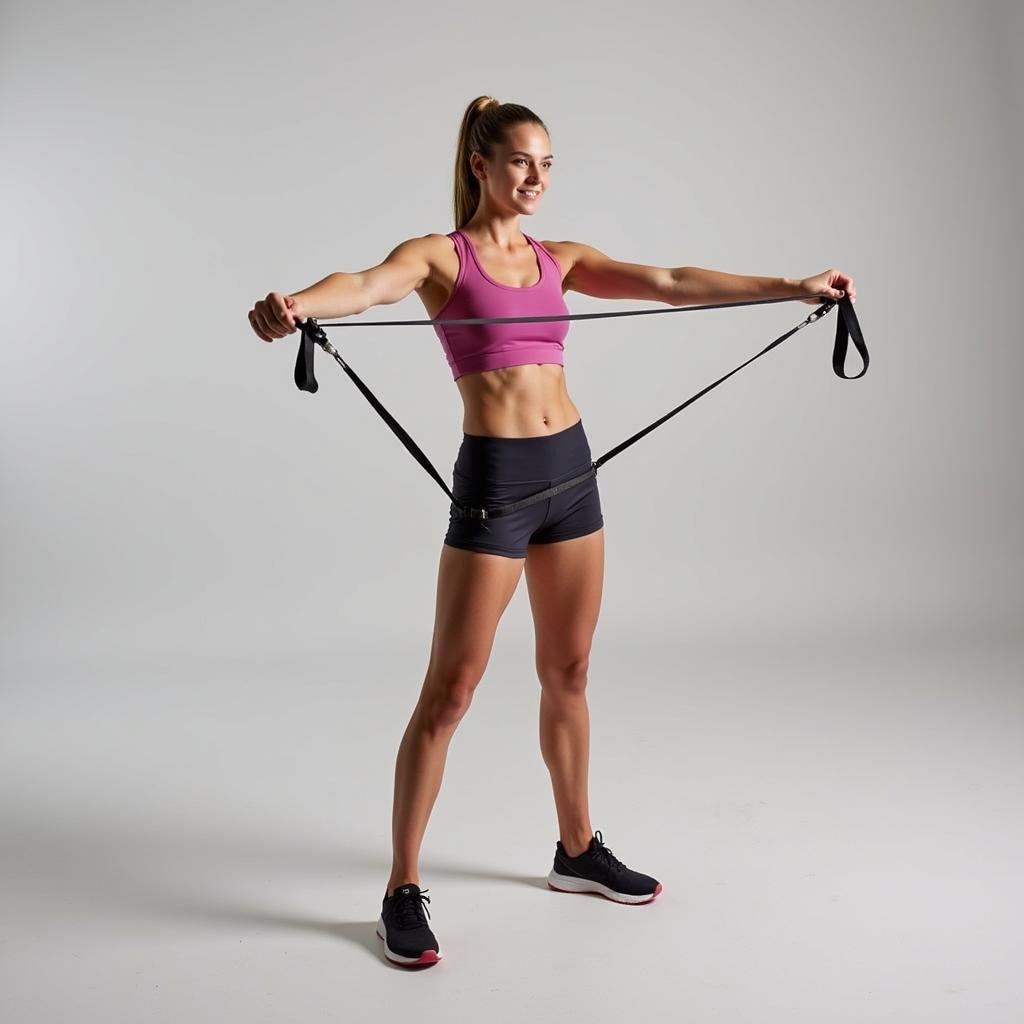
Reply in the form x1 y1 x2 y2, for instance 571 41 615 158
248 97 856 968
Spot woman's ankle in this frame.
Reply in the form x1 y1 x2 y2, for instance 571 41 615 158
386 877 421 896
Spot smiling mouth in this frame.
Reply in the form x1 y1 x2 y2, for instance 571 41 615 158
517 189 540 198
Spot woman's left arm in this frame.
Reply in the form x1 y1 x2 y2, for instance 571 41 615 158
558 241 856 307
675 264 856 307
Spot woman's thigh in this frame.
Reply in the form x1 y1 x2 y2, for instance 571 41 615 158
425 542 526 683
525 528 605 674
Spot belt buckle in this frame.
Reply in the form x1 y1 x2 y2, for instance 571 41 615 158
451 504 488 520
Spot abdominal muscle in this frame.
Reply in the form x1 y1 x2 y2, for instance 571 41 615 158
454 363 581 438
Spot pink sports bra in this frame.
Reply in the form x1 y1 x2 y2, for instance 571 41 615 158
432 229 570 381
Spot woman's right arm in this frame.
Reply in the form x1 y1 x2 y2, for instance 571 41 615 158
248 235 436 342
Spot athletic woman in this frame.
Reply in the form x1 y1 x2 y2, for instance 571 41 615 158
247 96 856 968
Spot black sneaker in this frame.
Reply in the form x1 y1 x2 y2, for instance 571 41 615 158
547 830 663 904
376 883 442 966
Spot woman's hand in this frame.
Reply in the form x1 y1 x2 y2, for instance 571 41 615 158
248 292 308 342
797 269 857 306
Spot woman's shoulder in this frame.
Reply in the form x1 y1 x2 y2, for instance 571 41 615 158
393 232 458 273
535 238 580 277
418 231 460 261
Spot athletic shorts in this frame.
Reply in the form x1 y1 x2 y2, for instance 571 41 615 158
443 418 604 559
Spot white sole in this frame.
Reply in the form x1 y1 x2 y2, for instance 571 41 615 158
547 868 661 904
376 916 442 964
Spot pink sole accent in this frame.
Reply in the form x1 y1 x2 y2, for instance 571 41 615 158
376 930 442 965
547 880 664 904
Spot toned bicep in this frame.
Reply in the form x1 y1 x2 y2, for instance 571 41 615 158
563 241 674 303
356 236 433 307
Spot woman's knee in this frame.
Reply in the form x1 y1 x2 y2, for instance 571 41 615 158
419 664 485 729
537 654 591 697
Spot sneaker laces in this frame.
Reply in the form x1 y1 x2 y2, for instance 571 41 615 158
590 830 627 874
393 887 431 929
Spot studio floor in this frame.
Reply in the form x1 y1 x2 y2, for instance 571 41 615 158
3 626 1021 1022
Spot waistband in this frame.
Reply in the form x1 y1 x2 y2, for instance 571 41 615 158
455 418 591 481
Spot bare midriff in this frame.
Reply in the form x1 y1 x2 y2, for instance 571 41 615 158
453 363 581 437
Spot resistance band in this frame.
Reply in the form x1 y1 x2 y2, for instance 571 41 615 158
292 293 868 520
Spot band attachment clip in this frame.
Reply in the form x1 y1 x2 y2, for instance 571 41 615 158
794 299 836 330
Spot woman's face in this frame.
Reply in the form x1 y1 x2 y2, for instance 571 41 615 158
472 123 553 214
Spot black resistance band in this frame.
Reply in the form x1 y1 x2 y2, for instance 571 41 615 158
292 293 868 520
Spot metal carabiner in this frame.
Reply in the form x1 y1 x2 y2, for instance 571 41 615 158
798 299 836 329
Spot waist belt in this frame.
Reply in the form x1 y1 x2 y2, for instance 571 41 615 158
292 293 868 521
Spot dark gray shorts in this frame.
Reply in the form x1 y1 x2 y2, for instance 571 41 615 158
444 418 604 559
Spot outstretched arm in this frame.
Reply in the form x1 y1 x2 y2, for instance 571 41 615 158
288 236 435 318
248 235 436 342
558 241 854 307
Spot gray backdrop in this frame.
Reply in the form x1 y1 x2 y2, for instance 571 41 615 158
3 0 1022 1020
